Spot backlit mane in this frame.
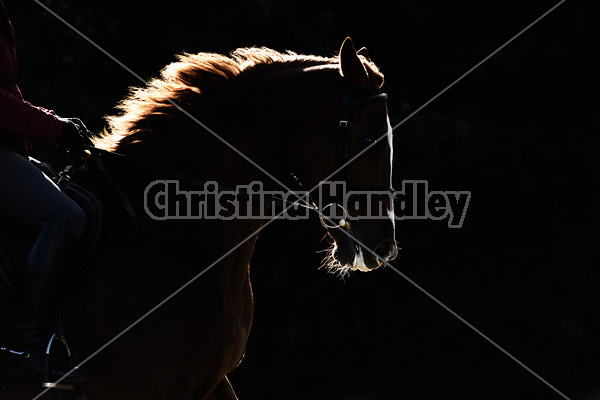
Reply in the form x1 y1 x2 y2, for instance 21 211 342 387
94 46 384 151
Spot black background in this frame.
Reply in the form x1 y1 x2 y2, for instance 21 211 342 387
5 1 599 399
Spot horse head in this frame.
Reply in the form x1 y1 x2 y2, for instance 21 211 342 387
293 38 398 276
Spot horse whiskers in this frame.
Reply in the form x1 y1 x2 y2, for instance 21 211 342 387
319 232 330 244
319 243 352 279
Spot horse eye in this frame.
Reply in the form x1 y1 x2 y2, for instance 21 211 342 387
365 137 377 144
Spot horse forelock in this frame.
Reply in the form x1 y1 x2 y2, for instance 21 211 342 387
360 55 385 89
93 46 384 151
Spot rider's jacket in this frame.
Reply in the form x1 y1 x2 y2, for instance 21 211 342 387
0 8 62 156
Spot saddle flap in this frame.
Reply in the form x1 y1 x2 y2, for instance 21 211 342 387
59 181 102 283
85 155 138 244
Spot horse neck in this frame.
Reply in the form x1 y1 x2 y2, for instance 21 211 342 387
82 69 346 318
221 66 343 182
109 63 342 184
101 65 343 237
162 66 343 190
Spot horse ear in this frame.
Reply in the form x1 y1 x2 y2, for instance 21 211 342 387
357 47 371 61
339 37 369 88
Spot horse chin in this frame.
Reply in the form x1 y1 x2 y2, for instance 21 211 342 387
321 231 383 278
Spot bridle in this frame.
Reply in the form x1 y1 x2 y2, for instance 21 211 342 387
295 84 389 180
294 83 394 230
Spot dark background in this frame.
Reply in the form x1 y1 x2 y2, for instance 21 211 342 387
5 0 599 399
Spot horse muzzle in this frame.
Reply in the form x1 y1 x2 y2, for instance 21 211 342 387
373 239 398 264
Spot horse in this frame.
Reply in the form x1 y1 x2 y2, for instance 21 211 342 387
0 37 397 399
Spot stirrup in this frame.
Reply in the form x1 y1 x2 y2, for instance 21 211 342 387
42 333 76 390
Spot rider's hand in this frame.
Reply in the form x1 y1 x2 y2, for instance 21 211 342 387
55 118 88 150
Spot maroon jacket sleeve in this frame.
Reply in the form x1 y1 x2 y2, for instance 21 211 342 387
0 85 63 144
0 17 63 145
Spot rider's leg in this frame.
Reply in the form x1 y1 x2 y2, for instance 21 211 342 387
11 217 86 382
0 149 86 382
0 149 86 238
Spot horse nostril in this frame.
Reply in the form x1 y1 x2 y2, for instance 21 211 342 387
374 240 398 262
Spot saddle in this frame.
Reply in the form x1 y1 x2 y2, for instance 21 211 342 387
0 158 102 297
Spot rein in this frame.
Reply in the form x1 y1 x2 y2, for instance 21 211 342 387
84 145 225 190
83 144 317 211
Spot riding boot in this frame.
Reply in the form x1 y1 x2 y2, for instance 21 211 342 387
6 217 86 383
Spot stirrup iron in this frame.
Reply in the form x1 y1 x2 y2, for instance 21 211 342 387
42 333 76 390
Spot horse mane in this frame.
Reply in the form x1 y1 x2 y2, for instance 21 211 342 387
93 46 384 151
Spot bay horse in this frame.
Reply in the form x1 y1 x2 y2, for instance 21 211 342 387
0 37 397 399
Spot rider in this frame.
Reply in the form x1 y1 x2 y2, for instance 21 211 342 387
1 0 87 383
